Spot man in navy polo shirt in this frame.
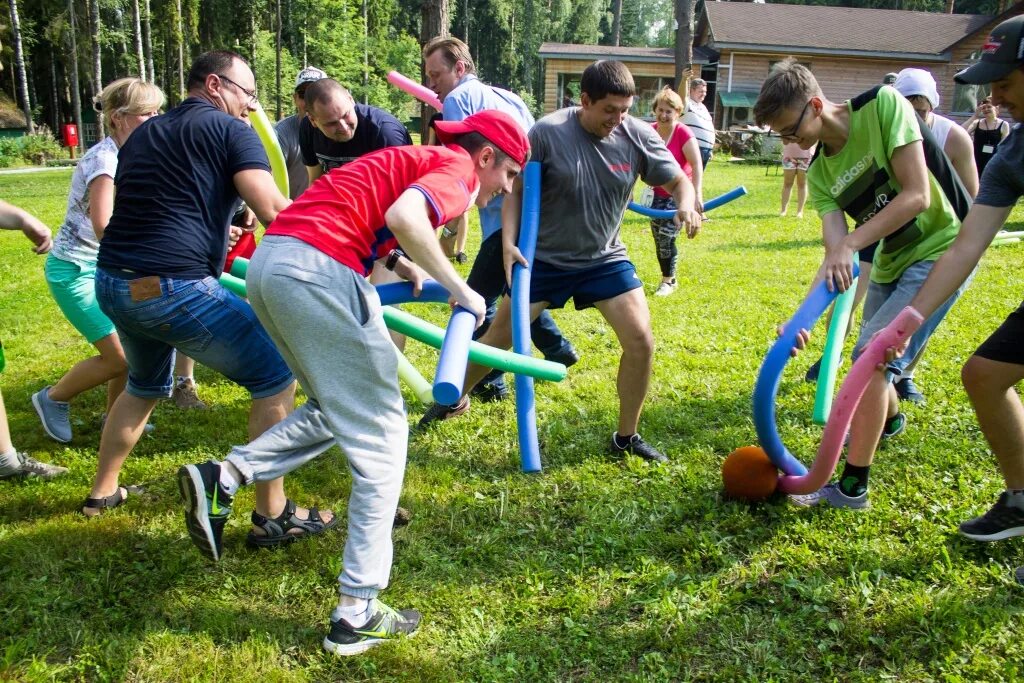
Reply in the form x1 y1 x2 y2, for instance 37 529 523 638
89 51 337 544
300 78 412 184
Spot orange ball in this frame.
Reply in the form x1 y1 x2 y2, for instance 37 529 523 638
722 446 779 501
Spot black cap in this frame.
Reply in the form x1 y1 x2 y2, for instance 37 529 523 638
955 15 1024 85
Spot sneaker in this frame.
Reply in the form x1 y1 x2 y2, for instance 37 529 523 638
958 492 1024 541
0 453 69 480
172 378 207 410
323 600 421 656
455 252 468 264
882 412 906 440
610 432 669 464
177 460 233 561
416 396 470 431
894 377 925 404
471 382 509 403
654 280 677 297
789 482 869 509
32 386 72 443
545 344 580 369
804 357 823 384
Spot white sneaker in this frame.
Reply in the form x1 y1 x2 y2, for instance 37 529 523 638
654 281 676 297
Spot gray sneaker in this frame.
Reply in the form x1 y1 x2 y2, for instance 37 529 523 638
172 378 207 410
0 452 69 480
32 386 72 443
789 482 869 509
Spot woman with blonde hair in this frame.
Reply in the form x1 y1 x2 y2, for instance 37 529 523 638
32 78 165 504
646 86 703 296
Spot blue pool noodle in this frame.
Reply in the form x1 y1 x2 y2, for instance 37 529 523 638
433 306 476 405
628 185 747 219
513 162 543 473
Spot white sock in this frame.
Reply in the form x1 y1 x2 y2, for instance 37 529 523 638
176 375 194 386
0 448 21 473
332 597 372 624
218 463 241 496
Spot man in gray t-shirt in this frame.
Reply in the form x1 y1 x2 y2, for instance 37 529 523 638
275 66 327 199
899 14 1024 574
418 60 701 464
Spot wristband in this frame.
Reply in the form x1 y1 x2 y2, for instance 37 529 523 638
385 249 405 271
441 226 456 238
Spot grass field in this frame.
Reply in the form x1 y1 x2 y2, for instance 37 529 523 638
2 160 1024 681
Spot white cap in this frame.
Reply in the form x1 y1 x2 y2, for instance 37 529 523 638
295 66 328 90
894 68 939 110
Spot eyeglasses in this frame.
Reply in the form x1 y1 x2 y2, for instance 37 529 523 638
778 100 811 139
216 74 258 106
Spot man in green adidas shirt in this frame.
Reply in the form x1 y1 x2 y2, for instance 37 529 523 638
753 58 972 509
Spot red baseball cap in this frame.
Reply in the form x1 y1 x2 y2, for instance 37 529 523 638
434 110 530 167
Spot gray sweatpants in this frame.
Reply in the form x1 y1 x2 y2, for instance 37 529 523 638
225 235 407 600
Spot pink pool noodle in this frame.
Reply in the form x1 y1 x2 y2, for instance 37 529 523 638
778 306 925 495
387 71 443 111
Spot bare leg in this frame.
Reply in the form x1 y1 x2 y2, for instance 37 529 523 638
86 391 159 515
0 389 12 455
174 353 195 380
48 333 127 406
454 216 468 258
780 168 796 216
795 170 808 217
846 372 899 468
594 288 654 436
962 356 1024 488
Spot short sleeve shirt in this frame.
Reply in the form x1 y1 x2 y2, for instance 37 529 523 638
97 98 270 279
442 74 535 241
299 104 412 173
651 122 694 198
807 86 968 284
682 98 715 150
266 145 479 276
530 109 681 269
52 135 119 265
275 113 309 199
975 124 1024 208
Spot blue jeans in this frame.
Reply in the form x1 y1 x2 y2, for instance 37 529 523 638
467 231 573 390
699 146 713 168
95 268 294 399
852 259 972 382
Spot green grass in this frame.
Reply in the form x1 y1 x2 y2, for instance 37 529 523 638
2 162 1024 681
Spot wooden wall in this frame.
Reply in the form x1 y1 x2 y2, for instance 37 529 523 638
541 58 675 114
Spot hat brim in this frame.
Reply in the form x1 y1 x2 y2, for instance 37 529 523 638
955 60 1019 85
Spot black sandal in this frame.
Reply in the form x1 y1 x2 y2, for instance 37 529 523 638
246 499 340 548
81 485 143 517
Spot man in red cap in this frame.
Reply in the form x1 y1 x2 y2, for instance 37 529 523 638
177 109 528 655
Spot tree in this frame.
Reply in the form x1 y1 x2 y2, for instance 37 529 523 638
67 0 83 153
89 0 103 135
8 0 34 133
143 0 154 84
610 0 622 46
130 0 146 80
418 0 447 138
674 0 694 92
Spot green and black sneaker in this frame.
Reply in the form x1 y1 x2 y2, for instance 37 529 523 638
323 600 421 656
177 460 233 562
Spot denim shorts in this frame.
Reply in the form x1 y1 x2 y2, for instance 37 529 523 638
530 259 642 310
45 254 116 344
94 268 294 399
853 259 970 381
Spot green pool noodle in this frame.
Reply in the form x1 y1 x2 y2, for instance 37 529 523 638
382 307 566 382
230 256 249 278
813 275 858 425
219 272 248 297
394 343 434 404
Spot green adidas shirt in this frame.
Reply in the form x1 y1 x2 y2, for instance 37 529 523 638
808 86 967 284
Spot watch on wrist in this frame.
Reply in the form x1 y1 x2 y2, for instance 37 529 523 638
385 249 404 271
441 226 456 238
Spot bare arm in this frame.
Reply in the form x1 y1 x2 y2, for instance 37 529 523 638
233 169 291 226
681 136 704 209
944 125 979 199
909 203 1011 317
384 190 485 325
500 176 527 287
660 173 702 239
0 200 52 254
87 174 115 240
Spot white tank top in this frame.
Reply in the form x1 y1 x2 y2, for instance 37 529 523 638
929 114 956 150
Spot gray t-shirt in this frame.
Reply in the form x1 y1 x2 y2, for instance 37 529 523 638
975 123 1023 208
531 108 681 269
275 113 308 199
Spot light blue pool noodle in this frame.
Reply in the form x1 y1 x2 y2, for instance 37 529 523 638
752 263 860 476
513 162 543 473
433 305 476 405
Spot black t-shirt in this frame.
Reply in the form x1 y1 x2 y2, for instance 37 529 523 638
299 103 412 173
98 98 270 279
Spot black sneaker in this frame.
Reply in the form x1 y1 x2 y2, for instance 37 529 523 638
545 344 580 369
472 382 509 403
804 357 823 383
178 461 233 561
895 377 925 404
416 396 470 431
323 600 421 656
882 412 906 440
958 492 1024 541
610 432 669 464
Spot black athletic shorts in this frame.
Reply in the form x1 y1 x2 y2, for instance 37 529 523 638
975 299 1024 366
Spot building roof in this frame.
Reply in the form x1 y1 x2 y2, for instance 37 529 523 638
702 2 994 61
539 43 719 65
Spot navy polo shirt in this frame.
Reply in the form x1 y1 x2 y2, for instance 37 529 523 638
98 97 270 279
299 103 412 173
